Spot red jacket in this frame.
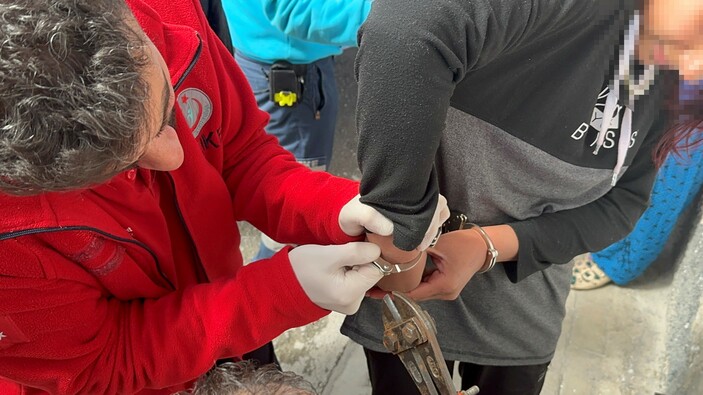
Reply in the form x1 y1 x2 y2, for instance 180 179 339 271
0 0 359 393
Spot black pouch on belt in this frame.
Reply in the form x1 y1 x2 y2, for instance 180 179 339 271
269 61 306 107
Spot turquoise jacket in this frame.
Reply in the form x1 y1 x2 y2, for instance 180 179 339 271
222 0 372 64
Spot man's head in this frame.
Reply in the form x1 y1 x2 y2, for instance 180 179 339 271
182 361 316 395
639 0 703 81
0 0 183 196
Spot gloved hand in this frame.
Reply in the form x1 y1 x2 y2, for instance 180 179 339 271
339 193 450 251
416 194 450 251
338 194 394 237
288 242 383 315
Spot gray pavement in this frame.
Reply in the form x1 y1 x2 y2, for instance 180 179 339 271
238 49 703 395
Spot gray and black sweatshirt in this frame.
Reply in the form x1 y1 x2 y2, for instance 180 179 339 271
342 0 672 364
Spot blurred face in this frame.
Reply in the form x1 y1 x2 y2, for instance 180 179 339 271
638 0 703 81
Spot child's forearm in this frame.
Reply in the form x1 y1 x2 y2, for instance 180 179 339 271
366 233 426 292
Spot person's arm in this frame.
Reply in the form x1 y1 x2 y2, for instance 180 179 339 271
405 105 668 301
201 9 363 245
505 109 669 282
262 0 372 47
0 239 326 395
406 224 518 300
354 0 533 251
367 232 426 292
366 194 449 292
408 140 665 297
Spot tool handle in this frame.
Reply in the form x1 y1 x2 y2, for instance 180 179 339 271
458 386 480 395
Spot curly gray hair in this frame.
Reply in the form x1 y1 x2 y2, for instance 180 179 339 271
0 0 151 195
182 361 317 395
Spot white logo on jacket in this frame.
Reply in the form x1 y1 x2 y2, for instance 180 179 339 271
571 87 638 149
178 88 213 138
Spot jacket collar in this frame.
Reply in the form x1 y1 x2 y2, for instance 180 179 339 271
126 0 201 88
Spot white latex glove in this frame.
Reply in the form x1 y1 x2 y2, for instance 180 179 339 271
416 194 450 251
289 242 383 315
338 194 394 237
339 194 450 251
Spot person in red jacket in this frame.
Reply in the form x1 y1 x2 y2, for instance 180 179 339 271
0 0 448 394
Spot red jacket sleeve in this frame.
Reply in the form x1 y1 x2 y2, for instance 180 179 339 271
0 239 326 395
199 7 361 246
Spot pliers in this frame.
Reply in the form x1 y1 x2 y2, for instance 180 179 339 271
382 292 480 395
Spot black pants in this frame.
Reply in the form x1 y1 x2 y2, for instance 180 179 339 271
242 341 279 366
364 348 549 395
218 342 280 368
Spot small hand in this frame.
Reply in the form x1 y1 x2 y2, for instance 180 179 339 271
406 229 486 301
288 242 384 315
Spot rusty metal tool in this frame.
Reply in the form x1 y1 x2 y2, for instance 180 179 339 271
381 292 480 395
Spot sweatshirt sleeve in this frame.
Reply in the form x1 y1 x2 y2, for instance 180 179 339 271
0 239 326 395
354 0 532 250
203 11 360 245
261 0 372 47
506 107 670 282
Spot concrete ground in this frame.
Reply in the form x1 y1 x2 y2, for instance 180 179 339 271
238 49 703 395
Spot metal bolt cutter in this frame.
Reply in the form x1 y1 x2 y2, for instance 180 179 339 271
382 292 480 395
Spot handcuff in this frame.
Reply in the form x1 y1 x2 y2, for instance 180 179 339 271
374 211 498 276
372 228 441 276
442 212 498 273
372 252 424 276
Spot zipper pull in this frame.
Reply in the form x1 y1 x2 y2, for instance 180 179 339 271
315 111 321 120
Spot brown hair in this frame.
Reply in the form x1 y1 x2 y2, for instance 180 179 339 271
654 80 703 166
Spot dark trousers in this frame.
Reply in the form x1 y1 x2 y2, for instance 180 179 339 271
364 348 549 395
242 341 279 367
218 342 280 368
